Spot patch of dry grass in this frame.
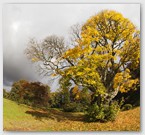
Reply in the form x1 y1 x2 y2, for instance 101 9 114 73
3 98 140 131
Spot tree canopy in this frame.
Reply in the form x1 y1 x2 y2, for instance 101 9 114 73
25 10 140 105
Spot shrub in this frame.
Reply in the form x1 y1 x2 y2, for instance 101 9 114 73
121 104 132 111
104 101 120 121
49 92 63 108
85 104 103 122
85 101 120 122
75 103 87 112
63 102 77 112
63 102 87 112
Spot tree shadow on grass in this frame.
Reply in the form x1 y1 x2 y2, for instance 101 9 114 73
25 110 49 121
25 109 84 122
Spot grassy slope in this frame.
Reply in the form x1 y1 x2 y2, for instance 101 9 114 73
3 98 140 131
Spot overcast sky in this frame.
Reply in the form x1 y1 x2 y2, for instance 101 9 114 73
3 4 140 91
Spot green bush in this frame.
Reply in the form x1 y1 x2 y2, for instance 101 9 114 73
85 101 120 122
121 104 132 111
63 102 77 112
49 92 63 108
63 102 87 112
85 104 103 122
104 101 120 121
75 103 87 112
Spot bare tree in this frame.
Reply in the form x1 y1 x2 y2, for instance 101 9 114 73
68 23 82 47
25 35 74 78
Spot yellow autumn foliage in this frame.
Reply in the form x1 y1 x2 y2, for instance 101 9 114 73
113 69 139 93
61 10 140 95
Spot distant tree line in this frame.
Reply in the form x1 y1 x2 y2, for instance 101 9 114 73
4 78 139 110
3 79 91 111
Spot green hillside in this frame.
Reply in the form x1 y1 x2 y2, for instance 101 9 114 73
3 98 140 131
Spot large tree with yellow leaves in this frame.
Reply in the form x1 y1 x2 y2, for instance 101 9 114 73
25 10 140 106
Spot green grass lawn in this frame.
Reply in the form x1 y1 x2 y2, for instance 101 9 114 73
3 98 140 131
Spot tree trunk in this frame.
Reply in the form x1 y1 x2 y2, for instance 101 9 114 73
104 84 121 105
